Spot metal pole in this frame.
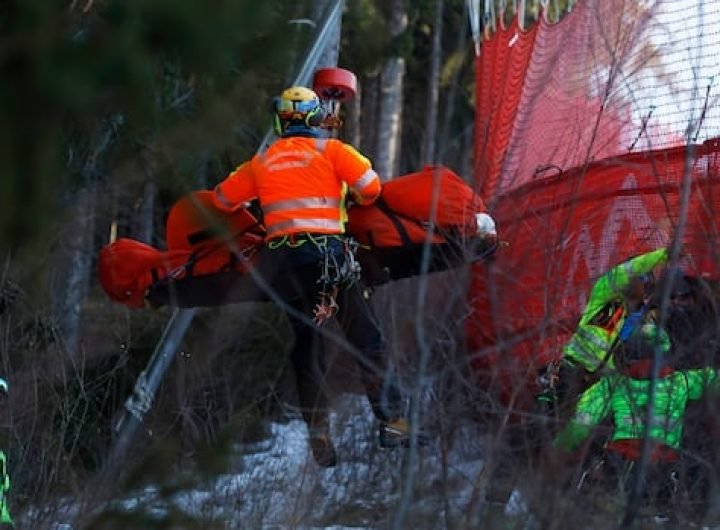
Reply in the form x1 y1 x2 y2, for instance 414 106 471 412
258 0 345 151
105 307 196 472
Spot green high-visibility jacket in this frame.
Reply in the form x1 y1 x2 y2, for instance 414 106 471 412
0 450 10 526
562 248 668 372
554 367 718 451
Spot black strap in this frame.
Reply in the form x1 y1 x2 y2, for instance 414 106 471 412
374 197 418 247
187 229 214 246
154 223 261 287
374 196 470 253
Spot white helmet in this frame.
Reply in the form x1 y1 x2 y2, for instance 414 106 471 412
475 212 497 238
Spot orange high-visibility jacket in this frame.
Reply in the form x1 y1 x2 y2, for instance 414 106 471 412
214 136 381 240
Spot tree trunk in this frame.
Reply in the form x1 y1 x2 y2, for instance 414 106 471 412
422 0 444 166
52 116 120 356
194 150 211 190
132 142 158 245
52 184 96 356
375 0 407 181
346 81 362 147
137 168 155 245
360 73 380 161
439 6 469 171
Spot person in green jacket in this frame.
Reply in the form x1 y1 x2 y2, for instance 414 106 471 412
553 323 717 509
539 247 669 412
0 378 12 529
0 450 11 529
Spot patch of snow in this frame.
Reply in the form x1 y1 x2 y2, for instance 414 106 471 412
33 394 491 529
503 487 528 516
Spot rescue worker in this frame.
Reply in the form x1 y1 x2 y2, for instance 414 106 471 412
657 268 720 515
552 323 718 518
212 86 412 467
538 247 669 414
0 378 13 528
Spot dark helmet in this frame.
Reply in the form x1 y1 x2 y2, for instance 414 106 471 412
669 269 692 297
638 271 656 294
657 267 695 303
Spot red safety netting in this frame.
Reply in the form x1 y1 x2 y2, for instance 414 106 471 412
468 139 720 404
475 16 539 199
475 0 668 199
468 0 720 403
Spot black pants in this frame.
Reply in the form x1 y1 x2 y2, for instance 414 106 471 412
250 236 404 432
335 281 403 422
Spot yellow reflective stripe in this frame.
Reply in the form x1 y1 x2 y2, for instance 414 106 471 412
565 328 614 369
352 169 378 193
575 327 613 350
0 450 7 492
339 182 349 223
266 218 343 236
214 186 235 209
263 197 341 214
564 346 603 371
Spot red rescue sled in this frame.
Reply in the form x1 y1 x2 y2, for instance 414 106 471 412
98 166 497 309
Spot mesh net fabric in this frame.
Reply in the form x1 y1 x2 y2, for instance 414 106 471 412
475 0 720 198
468 0 720 393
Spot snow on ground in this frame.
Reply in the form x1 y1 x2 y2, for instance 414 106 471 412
36 394 487 530
34 393 720 529
173 394 486 529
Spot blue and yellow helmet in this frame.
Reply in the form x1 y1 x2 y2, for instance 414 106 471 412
273 86 324 136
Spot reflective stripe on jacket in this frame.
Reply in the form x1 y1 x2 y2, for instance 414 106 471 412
563 248 669 372
213 137 381 239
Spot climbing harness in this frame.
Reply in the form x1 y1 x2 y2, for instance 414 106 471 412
266 233 363 325
313 235 362 325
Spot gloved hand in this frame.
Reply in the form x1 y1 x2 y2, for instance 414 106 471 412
475 212 497 239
